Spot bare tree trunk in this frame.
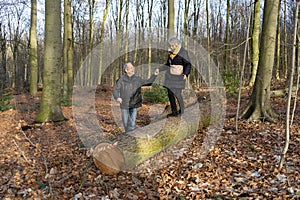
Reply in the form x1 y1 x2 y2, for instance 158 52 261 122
192 0 200 41
87 0 95 86
183 0 191 37
291 1 300 126
236 1 252 131
249 0 260 87
0 25 8 97
98 0 111 84
125 0 129 64
7 9 24 90
283 1 288 78
36 0 65 122
206 0 211 86
116 0 123 78
224 0 230 70
63 0 74 104
279 1 299 169
240 0 280 122
168 0 175 37
148 0 153 77
275 0 281 80
29 0 38 95
176 2 181 36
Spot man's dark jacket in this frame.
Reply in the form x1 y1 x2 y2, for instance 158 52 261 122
113 74 157 109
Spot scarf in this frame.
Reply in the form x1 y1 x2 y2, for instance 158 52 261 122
169 44 181 59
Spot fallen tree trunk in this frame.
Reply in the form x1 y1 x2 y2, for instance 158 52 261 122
92 103 200 174
271 87 298 97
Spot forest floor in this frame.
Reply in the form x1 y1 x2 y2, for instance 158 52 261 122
0 80 300 199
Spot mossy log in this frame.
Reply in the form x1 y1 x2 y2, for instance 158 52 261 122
92 103 200 174
271 87 298 97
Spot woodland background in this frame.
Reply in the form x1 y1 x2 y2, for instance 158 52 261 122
0 0 300 199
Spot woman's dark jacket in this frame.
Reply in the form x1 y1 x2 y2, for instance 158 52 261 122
113 74 157 109
159 47 191 89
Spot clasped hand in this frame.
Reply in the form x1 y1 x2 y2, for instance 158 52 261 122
117 97 122 104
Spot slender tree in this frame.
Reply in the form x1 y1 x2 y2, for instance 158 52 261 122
275 0 281 80
279 0 300 169
240 0 280 121
125 0 129 63
224 0 230 70
86 0 95 86
148 0 153 77
283 0 288 78
206 0 211 85
249 0 261 86
0 24 7 96
29 0 38 95
168 0 175 37
183 0 191 37
192 0 200 41
115 0 123 80
7 4 26 90
98 0 111 84
63 0 74 103
36 0 65 122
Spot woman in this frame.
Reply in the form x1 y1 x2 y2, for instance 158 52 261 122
155 37 191 117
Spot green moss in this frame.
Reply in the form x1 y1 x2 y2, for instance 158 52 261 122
119 119 198 169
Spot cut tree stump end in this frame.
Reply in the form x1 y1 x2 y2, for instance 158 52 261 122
92 142 125 175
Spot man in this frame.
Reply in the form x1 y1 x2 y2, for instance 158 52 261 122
155 37 191 117
113 62 158 132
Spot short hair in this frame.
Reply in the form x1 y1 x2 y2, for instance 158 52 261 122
123 62 133 72
168 37 181 46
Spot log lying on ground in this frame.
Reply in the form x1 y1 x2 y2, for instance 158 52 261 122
92 142 125 175
271 87 298 97
92 103 200 174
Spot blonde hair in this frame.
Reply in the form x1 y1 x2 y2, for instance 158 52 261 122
168 37 181 46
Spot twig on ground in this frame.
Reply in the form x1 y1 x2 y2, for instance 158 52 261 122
12 139 32 166
52 174 73 187
20 130 36 148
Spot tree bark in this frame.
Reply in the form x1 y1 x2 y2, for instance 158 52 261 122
63 0 74 103
0 25 8 99
240 0 280 122
206 0 211 86
87 0 95 86
275 0 281 80
168 0 175 37
279 1 299 169
29 0 38 95
224 0 230 71
283 1 288 78
98 0 111 84
36 0 65 122
148 0 153 77
249 0 261 87
93 104 199 171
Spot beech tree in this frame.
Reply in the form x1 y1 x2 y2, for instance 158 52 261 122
0 24 7 97
168 0 175 37
249 0 261 87
98 0 111 84
29 0 38 95
240 0 280 121
36 0 65 122
224 0 230 70
62 0 74 103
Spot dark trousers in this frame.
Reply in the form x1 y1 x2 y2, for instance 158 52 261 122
167 88 184 114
